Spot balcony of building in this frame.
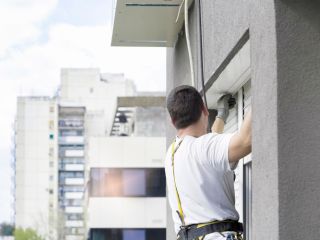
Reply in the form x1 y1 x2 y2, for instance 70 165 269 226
59 136 85 145
65 192 84 199
60 163 85 171
65 206 84 214
65 220 84 228
58 119 85 130
59 148 84 158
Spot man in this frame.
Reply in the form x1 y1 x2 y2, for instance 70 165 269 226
165 85 252 240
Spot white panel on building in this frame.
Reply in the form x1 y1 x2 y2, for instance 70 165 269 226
65 221 84 227
59 136 85 144
65 236 83 240
65 178 85 185
65 150 84 157
88 198 166 228
88 137 166 168
65 207 83 213
65 164 85 171
65 192 84 199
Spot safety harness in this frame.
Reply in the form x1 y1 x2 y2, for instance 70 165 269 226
171 140 244 240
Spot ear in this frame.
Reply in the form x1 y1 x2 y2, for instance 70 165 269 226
202 106 209 116
171 118 176 127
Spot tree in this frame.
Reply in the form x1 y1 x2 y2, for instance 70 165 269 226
0 223 14 236
14 227 44 240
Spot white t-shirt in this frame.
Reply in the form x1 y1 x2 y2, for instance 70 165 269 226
165 133 239 240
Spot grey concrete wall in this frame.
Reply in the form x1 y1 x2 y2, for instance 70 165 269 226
250 1 279 239
167 0 320 239
166 2 200 89
166 0 250 89
134 107 166 137
275 1 320 238
201 0 249 82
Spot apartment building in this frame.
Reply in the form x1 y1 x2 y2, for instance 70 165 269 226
111 1 320 240
58 69 136 240
87 96 167 240
14 97 58 239
14 69 137 240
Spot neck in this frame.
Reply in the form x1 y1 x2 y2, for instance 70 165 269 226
177 124 205 138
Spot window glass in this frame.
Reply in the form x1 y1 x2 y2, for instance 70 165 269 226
123 230 145 240
90 168 165 197
89 229 165 240
123 169 146 196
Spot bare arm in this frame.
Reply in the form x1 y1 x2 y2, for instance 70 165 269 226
228 110 252 163
211 117 225 134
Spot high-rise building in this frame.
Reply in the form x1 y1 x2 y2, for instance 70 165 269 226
14 97 58 239
14 68 166 240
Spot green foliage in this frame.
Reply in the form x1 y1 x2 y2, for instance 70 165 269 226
14 227 44 240
0 223 14 236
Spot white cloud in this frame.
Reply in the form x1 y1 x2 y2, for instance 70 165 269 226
0 4 166 222
0 23 165 149
0 24 165 96
0 0 58 57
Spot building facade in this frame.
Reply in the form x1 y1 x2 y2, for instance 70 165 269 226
14 97 58 239
87 96 167 240
14 69 141 240
111 1 320 239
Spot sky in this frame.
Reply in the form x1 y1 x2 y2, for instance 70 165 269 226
0 0 166 223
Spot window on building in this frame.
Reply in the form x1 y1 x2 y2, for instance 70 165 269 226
66 214 83 221
63 199 83 207
59 130 83 137
60 171 84 179
49 120 54 130
49 134 54 140
210 79 252 238
90 168 166 197
59 119 84 128
89 228 166 240
60 158 85 165
60 186 84 193
242 80 252 239
49 148 54 157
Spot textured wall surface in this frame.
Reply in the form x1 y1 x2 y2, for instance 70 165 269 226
249 1 279 239
167 0 320 239
201 0 249 82
134 107 166 137
275 1 320 238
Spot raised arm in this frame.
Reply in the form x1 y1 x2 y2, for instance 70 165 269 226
211 117 225 134
228 110 252 163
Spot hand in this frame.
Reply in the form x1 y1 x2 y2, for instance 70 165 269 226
216 94 236 123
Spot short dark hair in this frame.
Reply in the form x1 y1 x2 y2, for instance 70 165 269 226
166 85 204 129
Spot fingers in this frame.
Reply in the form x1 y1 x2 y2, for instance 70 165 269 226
228 97 236 109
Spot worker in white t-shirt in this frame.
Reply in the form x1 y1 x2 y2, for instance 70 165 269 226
165 85 252 240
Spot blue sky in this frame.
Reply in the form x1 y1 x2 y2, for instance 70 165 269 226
0 0 165 223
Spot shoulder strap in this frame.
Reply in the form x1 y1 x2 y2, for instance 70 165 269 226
171 140 186 226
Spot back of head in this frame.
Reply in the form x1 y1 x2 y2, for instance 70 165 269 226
167 85 204 129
